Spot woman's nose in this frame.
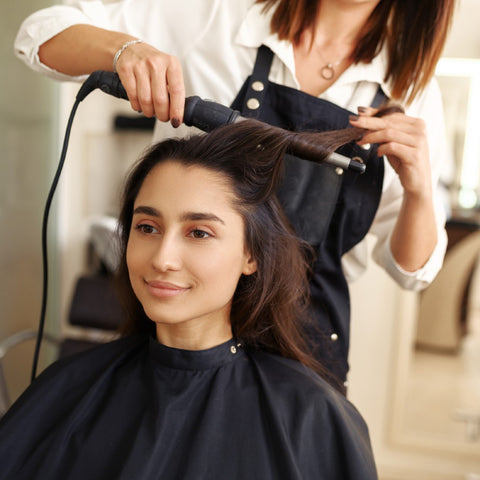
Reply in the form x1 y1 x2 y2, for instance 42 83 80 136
151 234 182 272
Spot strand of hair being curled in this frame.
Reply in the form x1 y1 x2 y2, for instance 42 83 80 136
246 103 403 167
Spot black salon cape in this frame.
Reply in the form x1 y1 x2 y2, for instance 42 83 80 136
0 335 377 480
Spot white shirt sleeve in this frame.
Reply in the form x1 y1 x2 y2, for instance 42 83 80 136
14 3 108 82
13 0 218 82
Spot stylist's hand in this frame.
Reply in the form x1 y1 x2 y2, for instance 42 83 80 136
114 41 185 127
349 107 432 198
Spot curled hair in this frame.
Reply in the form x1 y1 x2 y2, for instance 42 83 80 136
257 0 455 104
115 111 397 375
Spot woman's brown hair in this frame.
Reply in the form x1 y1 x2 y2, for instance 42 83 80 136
257 0 455 104
115 113 394 381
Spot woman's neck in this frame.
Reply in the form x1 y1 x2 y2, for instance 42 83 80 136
293 0 379 96
155 318 233 351
311 0 379 49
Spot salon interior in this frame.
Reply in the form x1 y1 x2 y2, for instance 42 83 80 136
1 1 480 479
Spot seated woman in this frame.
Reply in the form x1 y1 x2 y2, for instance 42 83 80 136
0 119 377 479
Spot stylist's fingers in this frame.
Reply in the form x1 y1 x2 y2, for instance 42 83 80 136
350 109 430 194
115 42 184 122
350 111 427 150
357 106 377 116
115 42 155 113
148 55 185 126
165 57 185 127
135 70 156 118
119 70 142 112
350 111 419 133
358 126 418 149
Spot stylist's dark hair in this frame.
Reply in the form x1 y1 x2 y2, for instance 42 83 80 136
257 0 455 104
115 112 397 375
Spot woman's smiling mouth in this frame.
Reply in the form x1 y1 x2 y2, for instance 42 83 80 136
145 280 191 298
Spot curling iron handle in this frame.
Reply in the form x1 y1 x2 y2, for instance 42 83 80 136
184 96 241 132
80 72 239 133
76 70 129 102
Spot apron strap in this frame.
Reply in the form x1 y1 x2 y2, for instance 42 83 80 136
370 86 388 109
241 45 273 118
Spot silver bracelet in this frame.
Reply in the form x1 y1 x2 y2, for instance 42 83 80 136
113 39 142 73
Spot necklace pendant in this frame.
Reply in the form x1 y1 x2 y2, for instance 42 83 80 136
321 63 335 80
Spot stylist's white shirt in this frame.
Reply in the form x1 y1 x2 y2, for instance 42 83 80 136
14 0 448 290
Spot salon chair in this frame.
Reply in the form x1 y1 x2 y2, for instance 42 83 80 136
416 224 480 352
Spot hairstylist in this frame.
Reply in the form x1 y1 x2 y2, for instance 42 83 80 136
14 0 454 393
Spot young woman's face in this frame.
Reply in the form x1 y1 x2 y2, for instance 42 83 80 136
126 161 256 348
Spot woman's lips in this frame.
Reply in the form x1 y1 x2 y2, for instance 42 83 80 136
145 280 190 298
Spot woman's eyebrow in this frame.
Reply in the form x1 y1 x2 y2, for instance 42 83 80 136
133 205 161 217
181 212 225 225
132 206 225 225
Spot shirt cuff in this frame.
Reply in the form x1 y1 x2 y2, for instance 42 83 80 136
380 228 448 291
14 6 96 82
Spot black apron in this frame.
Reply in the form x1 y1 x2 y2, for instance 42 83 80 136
230 46 387 393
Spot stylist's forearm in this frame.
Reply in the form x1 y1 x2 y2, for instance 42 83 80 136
390 192 438 272
39 25 137 75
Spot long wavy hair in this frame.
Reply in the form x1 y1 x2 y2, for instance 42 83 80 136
257 0 455 104
115 115 391 376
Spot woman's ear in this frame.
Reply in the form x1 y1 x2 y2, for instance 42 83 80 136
242 254 257 276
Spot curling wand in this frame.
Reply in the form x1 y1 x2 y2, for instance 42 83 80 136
78 71 366 173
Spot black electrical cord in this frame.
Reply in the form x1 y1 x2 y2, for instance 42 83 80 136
31 71 125 382
31 99 81 382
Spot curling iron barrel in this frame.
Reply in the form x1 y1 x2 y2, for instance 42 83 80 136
183 96 365 173
79 71 365 173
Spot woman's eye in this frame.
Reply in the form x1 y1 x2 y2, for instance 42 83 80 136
190 229 210 239
135 223 157 234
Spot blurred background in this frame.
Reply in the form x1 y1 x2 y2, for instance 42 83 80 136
1 1 480 478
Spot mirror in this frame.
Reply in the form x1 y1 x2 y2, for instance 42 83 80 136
436 58 480 213
398 58 480 448
384 3 480 475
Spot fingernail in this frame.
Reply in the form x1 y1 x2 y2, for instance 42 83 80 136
357 106 368 113
349 115 359 122
171 117 180 128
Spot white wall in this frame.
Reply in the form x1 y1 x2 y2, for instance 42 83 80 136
0 1 60 403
